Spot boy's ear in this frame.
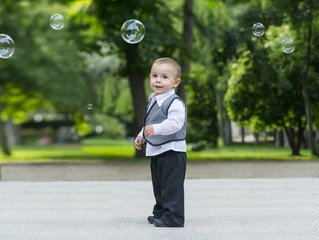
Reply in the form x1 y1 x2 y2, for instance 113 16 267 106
174 78 181 88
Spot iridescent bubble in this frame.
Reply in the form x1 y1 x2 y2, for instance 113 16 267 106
0 34 15 59
120 19 145 44
87 104 93 110
50 14 65 30
281 38 295 54
252 23 265 37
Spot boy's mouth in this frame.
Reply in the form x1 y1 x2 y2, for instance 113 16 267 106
155 85 163 89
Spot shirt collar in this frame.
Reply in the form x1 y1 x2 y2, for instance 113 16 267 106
150 89 175 107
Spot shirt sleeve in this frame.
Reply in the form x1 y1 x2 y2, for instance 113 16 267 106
152 99 185 136
137 128 144 137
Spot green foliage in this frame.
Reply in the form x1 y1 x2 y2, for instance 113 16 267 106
0 83 50 123
225 2 319 132
0 0 87 122
79 41 133 137
90 113 126 138
186 71 218 147
90 0 181 77
73 112 90 136
225 27 306 132
223 1 319 155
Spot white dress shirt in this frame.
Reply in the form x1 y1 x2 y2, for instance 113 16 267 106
138 89 187 156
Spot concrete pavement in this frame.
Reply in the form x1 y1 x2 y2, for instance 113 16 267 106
1 178 319 240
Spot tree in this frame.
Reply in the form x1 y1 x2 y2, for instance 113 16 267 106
89 0 181 156
177 0 194 102
0 100 10 155
186 73 218 148
268 0 319 155
225 19 319 155
191 0 248 146
0 0 87 154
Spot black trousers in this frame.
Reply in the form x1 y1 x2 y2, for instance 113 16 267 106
150 150 187 227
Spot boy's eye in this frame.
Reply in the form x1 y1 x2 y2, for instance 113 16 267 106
152 74 157 78
163 75 167 79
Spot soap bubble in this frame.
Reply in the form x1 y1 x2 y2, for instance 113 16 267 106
87 104 93 110
281 38 295 54
0 34 15 59
121 19 145 44
50 14 65 30
252 23 265 37
95 125 103 134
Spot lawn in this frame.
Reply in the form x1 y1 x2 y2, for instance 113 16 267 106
0 137 318 163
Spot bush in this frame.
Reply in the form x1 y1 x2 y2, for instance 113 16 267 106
186 78 218 148
90 113 126 139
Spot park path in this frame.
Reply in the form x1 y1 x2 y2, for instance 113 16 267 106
1 160 319 181
1 178 319 240
1 161 319 239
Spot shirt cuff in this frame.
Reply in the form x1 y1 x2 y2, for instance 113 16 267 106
152 124 161 135
138 128 144 137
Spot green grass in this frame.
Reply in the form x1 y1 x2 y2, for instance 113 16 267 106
0 137 318 163
0 138 137 163
187 144 316 161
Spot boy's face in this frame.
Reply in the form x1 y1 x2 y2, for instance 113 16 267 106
150 63 181 96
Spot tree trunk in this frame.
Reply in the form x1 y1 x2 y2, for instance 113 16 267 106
241 127 245 143
213 82 225 145
275 129 283 147
283 124 303 156
283 129 290 148
253 132 259 145
302 5 316 155
177 0 194 102
224 110 232 145
0 118 11 156
296 120 305 156
316 128 319 154
283 126 293 152
125 45 147 158
303 130 308 149
6 118 22 146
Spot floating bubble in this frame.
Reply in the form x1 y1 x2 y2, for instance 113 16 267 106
0 34 15 59
33 113 43 123
95 125 104 134
50 14 65 30
252 23 265 37
281 38 295 54
87 104 93 110
121 19 145 44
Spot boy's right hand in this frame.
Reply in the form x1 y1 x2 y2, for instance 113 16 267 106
134 136 144 150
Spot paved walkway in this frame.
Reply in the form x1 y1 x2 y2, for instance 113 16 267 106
1 179 319 240
1 160 319 181
1 162 319 239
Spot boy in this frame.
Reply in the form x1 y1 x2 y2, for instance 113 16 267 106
135 57 187 227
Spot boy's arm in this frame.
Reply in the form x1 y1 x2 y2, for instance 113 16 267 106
135 128 144 150
152 99 185 136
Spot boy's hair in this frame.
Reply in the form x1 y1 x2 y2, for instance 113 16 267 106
153 57 181 79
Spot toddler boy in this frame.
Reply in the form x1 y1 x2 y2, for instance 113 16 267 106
135 57 187 227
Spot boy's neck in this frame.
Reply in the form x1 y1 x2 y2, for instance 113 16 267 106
154 88 175 97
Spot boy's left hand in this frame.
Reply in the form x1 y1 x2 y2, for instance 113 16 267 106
144 125 154 138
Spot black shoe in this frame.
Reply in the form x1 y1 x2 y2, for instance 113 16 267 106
147 216 156 224
153 219 169 227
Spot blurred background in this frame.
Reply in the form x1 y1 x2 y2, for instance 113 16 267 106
1 0 319 162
